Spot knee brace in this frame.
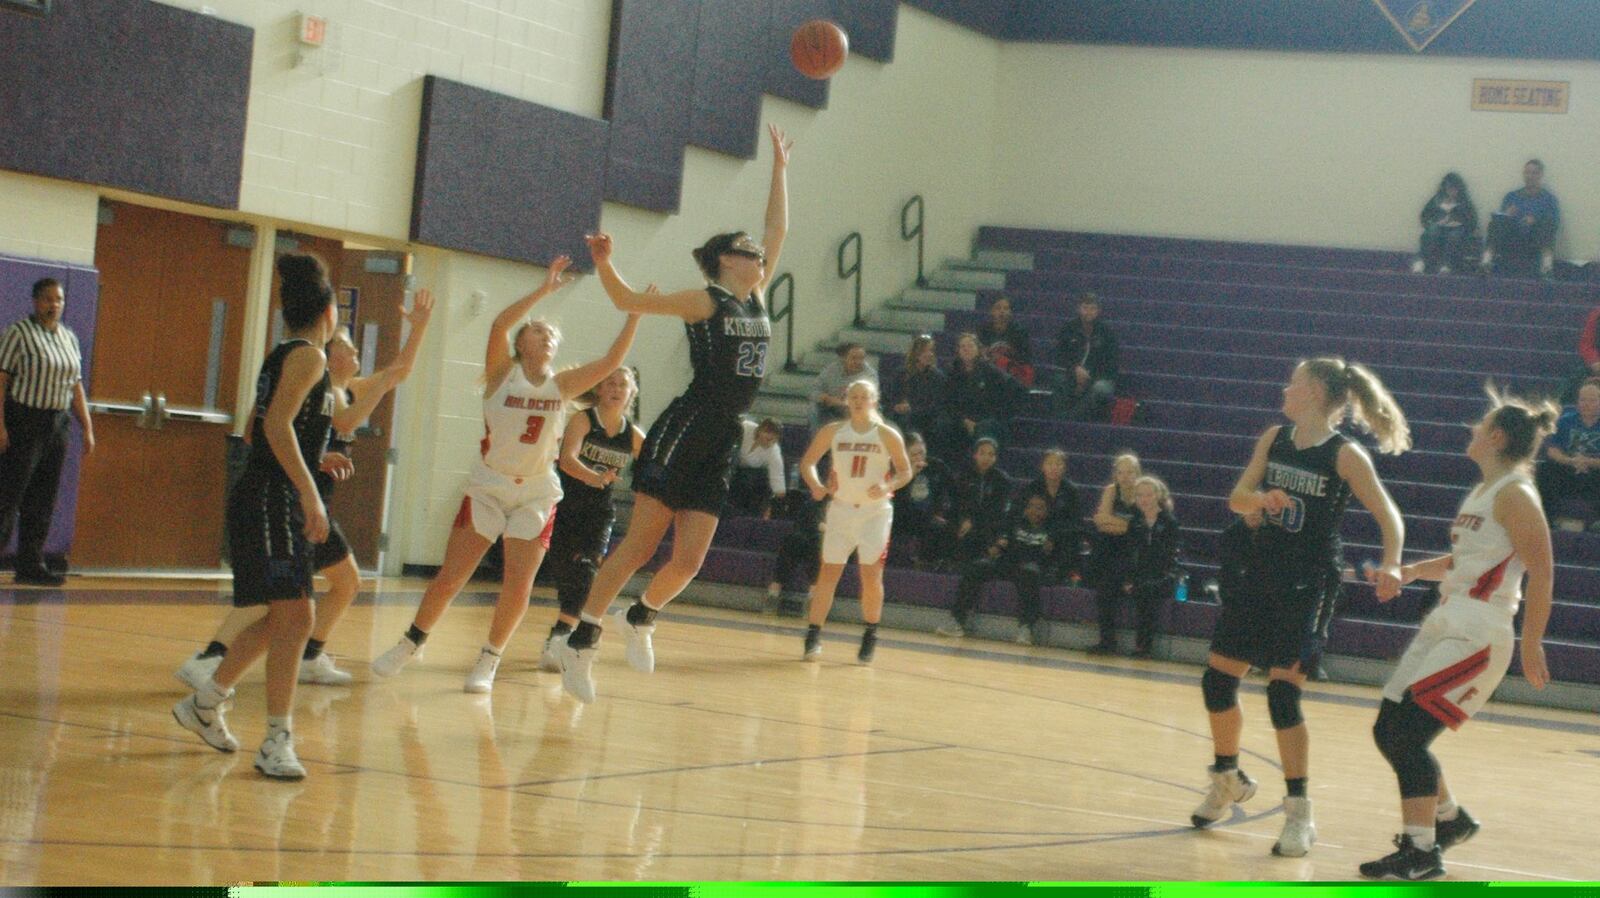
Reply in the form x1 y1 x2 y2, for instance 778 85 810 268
1374 699 1444 798
1266 679 1304 730
1201 667 1241 713
557 555 600 618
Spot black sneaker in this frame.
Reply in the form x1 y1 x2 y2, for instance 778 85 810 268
857 629 877 665
802 627 822 662
1436 808 1480 851
15 567 65 587
1359 834 1445 881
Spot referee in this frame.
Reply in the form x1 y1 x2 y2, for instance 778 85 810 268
0 279 94 586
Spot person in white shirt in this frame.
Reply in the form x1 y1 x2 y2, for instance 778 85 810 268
728 417 786 516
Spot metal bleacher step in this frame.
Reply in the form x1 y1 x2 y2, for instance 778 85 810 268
748 393 809 424
820 326 917 356
925 267 1007 291
947 249 1035 272
864 306 946 333
890 286 979 313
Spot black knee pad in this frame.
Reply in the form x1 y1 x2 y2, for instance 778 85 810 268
1266 679 1303 730
1201 667 1241 713
1375 699 1445 798
557 555 599 618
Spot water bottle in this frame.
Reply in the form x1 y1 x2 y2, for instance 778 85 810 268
1174 573 1189 603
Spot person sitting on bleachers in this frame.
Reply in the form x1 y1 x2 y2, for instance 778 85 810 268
810 342 877 432
1561 302 1600 404
1411 172 1479 275
943 332 1009 454
976 296 1033 366
1117 475 1182 658
886 334 949 446
1014 446 1083 583
889 432 956 570
940 493 1055 644
951 436 1012 564
1482 159 1559 279
1053 292 1119 421
728 417 786 517
1537 378 1600 532
764 489 825 617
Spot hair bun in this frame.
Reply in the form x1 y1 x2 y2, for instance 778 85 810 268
277 253 324 286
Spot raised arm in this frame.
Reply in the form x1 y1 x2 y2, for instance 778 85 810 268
485 257 575 391
552 312 642 401
334 289 436 431
585 233 715 321
266 344 330 542
757 124 792 295
1339 441 1405 601
1499 481 1553 688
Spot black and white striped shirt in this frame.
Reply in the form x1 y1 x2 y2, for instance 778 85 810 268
0 316 83 411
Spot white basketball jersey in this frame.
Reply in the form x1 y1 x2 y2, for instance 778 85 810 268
831 420 893 507
481 366 565 477
1439 472 1529 614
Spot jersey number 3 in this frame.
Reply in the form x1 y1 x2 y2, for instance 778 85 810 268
520 415 545 445
736 341 768 378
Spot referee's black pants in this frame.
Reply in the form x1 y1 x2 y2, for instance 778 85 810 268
0 399 70 573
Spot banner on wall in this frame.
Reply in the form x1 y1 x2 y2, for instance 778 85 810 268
1471 79 1570 113
1372 0 1477 52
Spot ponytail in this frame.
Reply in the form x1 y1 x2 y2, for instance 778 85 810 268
1301 357 1411 455
1484 381 1560 464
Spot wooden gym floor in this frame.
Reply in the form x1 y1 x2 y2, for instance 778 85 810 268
2 576 1596 884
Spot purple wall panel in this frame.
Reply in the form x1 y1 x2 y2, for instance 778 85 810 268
902 0 1013 37
764 0 833 109
830 0 898 62
603 0 700 212
411 77 609 270
0 255 99 560
688 0 773 159
0 0 252 209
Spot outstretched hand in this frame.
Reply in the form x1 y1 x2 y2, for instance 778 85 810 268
542 255 574 292
401 288 434 329
584 233 613 265
768 123 793 167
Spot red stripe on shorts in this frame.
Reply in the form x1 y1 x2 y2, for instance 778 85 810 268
454 495 474 530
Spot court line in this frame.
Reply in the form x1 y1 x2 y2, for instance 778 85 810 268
500 743 954 789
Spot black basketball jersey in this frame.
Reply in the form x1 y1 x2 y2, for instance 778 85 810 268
247 339 333 480
314 387 356 498
556 408 635 520
1259 424 1352 565
683 285 771 414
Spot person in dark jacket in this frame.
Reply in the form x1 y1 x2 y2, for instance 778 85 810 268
976 296 1033 366
944 332 1010 455
1097 475 1181 657
887 334 950 447
1053 293 1118 420
1015 447 1083 583
941 493 1054 643
764 488 826 617
1411 172 1479 275
950 437 1012 564
889 432 956 569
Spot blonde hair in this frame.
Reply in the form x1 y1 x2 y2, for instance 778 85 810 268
575 365 639 411
1483 381 1559 465
844 378 884 425
1299 357 1412 455
512 318 562 362
1134 474 1174 512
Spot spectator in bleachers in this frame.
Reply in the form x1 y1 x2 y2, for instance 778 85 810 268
1537 378 1600 531
1118 475 1182 658
1087 452 1141 654
1560 302 1599 404
941 493 1055 643
886 334 949 446
1481 159 1559 279
1053 292 1119 421
764 490 825 617
889 432 956 570
944 332 1009 452
977 296 1033 366
950 436 1012 565
810 342 877 432
728 418 786 517
1015 447 1083 583
1411 172 1479 275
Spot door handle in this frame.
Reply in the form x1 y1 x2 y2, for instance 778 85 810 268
151 392 168 431
163 404 234 425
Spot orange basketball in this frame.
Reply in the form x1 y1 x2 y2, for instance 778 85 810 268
790 19 848 80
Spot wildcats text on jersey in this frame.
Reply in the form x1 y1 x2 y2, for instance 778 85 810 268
1454 513 1485 532
1265 462 1329 497
723 318 772 338
504 395 563 411
838 442 883 454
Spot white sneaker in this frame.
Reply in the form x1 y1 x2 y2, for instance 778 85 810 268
1190 765 1257 827
1410 258 1426 274
176 653 223 691
173 694 238 753
464 649 501 694
616 609 655 673
935 622 967 638
539 634 563 672
555 636 598 703
298 652 353 686
1014 625 1034 646
254 729 307 780
1272 795 1317 856
371 636 423 678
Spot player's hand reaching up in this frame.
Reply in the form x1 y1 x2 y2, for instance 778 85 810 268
585 233 614 265
768 124 793 168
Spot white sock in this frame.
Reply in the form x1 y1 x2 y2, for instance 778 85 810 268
1404 824 1435 850
1436 799 1460 822
266 715 291 738
579 611 603 626
481 643 502 657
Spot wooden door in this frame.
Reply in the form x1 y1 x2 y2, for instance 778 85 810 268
327 251 408 567
75 203 251 568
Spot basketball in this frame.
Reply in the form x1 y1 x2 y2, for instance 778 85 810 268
790 19 848 80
